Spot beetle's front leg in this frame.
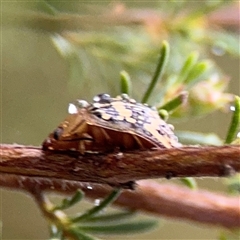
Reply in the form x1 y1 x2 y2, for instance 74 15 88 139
77 133 94 154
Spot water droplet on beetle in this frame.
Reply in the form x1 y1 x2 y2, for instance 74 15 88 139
76 100 89 108
68 103 78 114
93 93 111 103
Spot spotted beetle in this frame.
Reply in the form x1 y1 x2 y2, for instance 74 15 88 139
42 94 181 154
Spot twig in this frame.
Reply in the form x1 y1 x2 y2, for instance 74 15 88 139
0 144 239 187
0 173 239 229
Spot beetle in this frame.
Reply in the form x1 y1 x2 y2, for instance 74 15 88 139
42 93 181 154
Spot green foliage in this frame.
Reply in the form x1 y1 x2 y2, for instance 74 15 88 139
180 178 198 190
72 188 121 222
218 229 240 240
158 91 188 113
52 190 84 211
225 96 240 144
224 174 240 194
44 188 157 240
183 60 210 87
4 1 237 102
120 71 132 96
75 220 157 234
158 109 169 121
78 211 136 223
141 41 169 103
176 52 199 84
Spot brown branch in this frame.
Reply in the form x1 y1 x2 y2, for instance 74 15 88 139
0 173 239 229
0 144 239 187
208 3 240 29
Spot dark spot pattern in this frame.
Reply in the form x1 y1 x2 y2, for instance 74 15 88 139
88 94 180 148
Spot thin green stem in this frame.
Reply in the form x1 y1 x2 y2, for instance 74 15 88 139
76 220 158 234
177 52 199 84
72 188 121 222
83 210 136 223
142 41 169 103
52 190 84 211
184 61 210 88
158 91 188 112
225 96 240 144
180 177 197 189
120 70 132 95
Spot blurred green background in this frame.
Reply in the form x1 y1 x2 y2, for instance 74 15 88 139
1 1 239 239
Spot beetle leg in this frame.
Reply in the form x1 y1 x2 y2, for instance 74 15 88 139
79 140 86 154
81 133 93 141
78 133 93 154
122 132 144 149
132 134 144 148
99 127 111 143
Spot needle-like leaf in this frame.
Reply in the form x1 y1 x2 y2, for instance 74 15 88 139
142 41 169 103
120 70 132 95
225 96 240 144
72 188 121 222
76 220 158 235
